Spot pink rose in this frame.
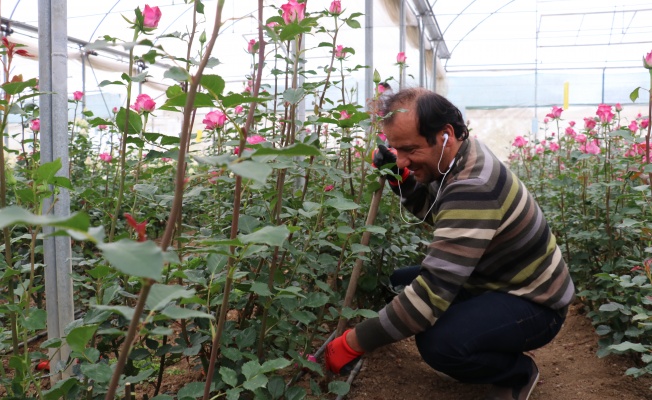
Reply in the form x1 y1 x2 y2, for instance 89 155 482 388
143 5 162 29
512 135 527 148
565 127 576 137
247 135 266 145
575 133 587 144
543 118 549 124
545 106 563 120
334 45 346 60
324 184 335 192
30 119 40 132
396 52 406 64
98 125 108 130
247 39 257 54
131 93 156 113
267 22 279 29
339 110 350 120
584 117 597 131
378 83 387 94
203 110 227 130
329 1 341 14
113 107 119 114
615 103 623 112
629 121 638 132
644 50 652 69
73 91 83 101
568 121 576 127
549 142 560 152
641 118 649 129
581 139 600 155
99 153 112 163
596 104 614 124
281 0 306 24
234 105 244 115
378 132 387 142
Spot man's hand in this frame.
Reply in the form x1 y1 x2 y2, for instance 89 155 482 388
372 145 409 185
325 329 364 375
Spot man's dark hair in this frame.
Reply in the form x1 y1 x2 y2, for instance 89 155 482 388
382 88 469 144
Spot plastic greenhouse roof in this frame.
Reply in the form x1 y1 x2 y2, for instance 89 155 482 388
3 0 650 71
1 0 651 111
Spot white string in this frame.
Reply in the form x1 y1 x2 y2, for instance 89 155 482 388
395 159 454 225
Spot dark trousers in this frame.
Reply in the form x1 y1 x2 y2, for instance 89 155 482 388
390 266 567 387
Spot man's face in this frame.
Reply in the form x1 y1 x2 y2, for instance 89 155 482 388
384 108 443 184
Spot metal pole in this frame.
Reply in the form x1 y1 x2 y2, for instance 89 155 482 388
38 0 73 382
399 0 406 86
432 43 438 93
418 15 425 88
364 0 373 103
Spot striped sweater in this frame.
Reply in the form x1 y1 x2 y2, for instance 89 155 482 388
355 137 576 352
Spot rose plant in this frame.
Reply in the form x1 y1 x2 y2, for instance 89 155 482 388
0 2 427 399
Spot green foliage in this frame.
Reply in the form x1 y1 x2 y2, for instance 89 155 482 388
510 108 652 380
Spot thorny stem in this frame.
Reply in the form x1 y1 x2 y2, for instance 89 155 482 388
108 29 139 242
203 2 262 399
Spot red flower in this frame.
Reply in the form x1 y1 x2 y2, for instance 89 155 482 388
124 213 147 242
36 360 50 371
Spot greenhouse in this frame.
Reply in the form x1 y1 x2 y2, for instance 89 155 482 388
1 0 652 399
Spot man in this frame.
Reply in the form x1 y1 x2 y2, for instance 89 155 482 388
325 88 575 400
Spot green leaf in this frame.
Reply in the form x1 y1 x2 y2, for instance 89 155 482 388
251 282 273 297
42 377 78 400
242 360 262 380
243 373 268 391
285 386 306 400
161 92 215 109
40 337 63 349
164 66 191 82
177 382 205 399
283 88 305 105
630 87 641 102
2 78 38 95
97 240 163 281
325 198 360 211
345 18 361 29
81 363 113 383
239 225 290 247
226 388 243 400
22 308 47 330
92 305 135 320
328 381 350 396
261 358 291 373
66 325 99 353
228 160 272 183
0 206 90 232
599 302 622 312
115 107 143 134
252 143 321 157
161 305 214 320
219 366 238 387
146 284 196 311
608 341 648 353
201 74 226 99
35 159 62 183
267 375 285 400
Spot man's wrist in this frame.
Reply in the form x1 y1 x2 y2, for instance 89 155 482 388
345 328 364 353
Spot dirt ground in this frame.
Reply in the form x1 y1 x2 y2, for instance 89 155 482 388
345 302 652 400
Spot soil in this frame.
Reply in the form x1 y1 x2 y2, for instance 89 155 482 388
4 302 652 399
345 302 652 400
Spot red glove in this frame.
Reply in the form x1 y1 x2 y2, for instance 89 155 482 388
325 329 364 374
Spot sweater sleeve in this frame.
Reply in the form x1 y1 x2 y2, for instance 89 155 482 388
356 180 503 352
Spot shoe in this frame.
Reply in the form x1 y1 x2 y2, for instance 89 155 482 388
483 356 540 400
